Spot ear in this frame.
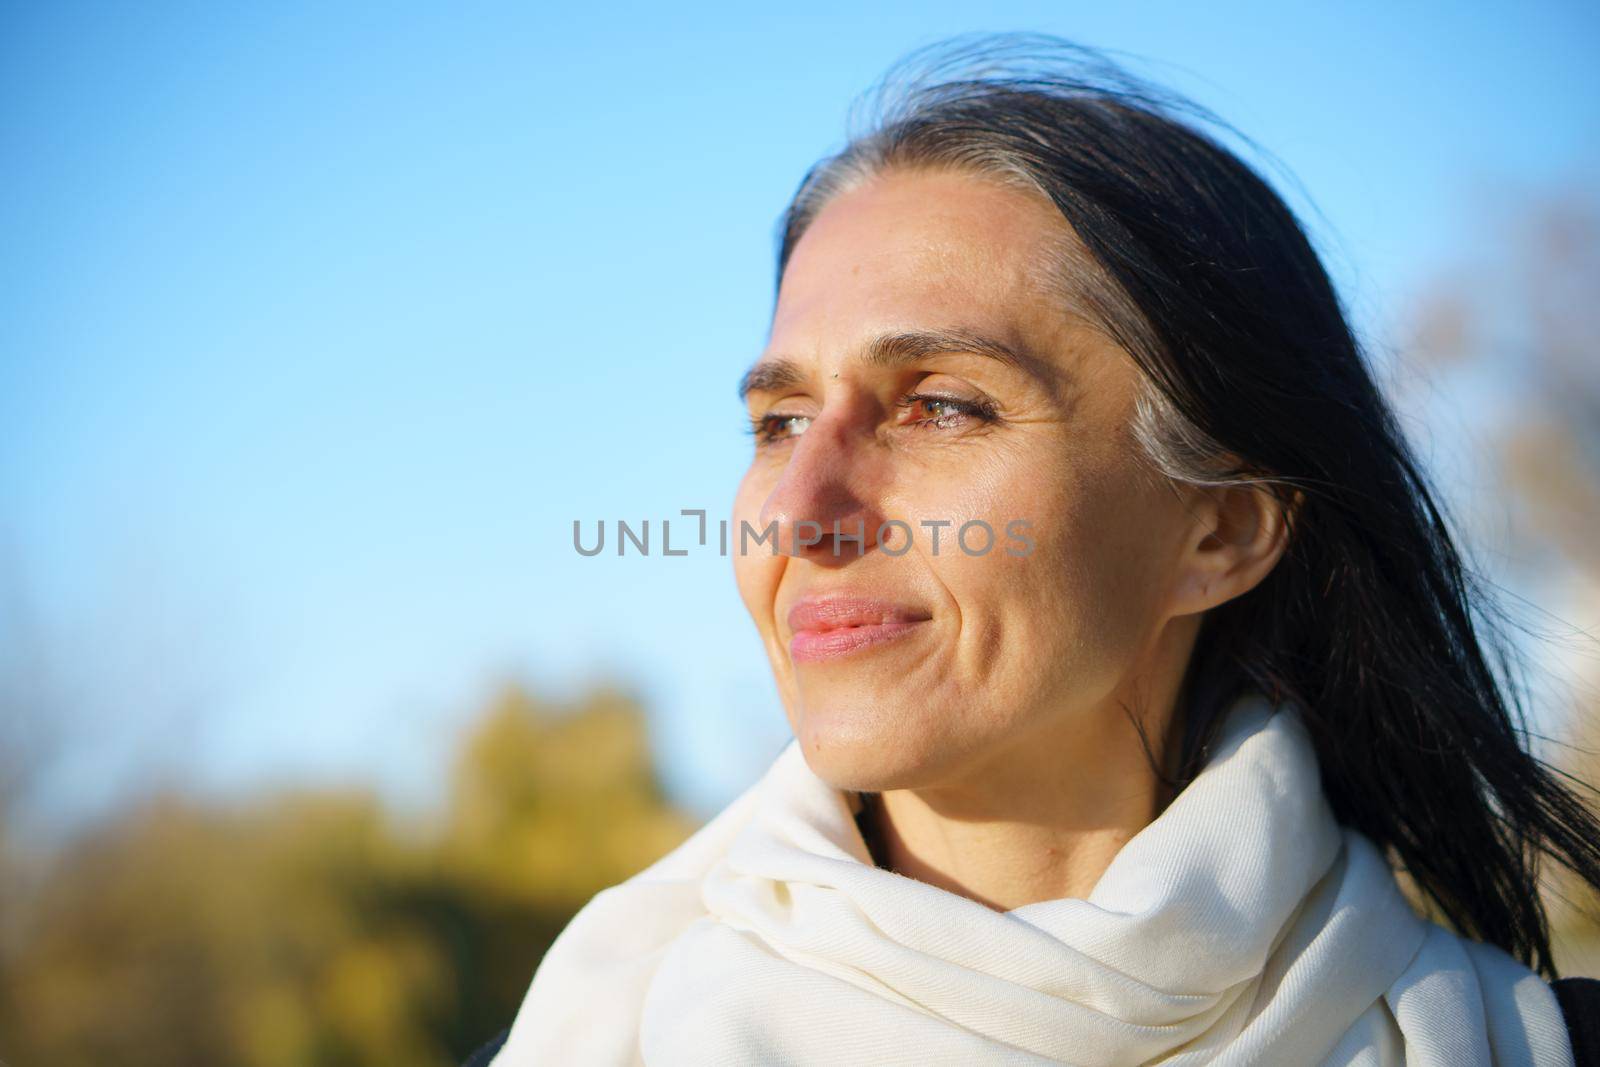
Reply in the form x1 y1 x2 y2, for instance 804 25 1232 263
1169 482 1297 617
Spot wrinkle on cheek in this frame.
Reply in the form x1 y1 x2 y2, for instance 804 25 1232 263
960 609 1006 696
732 480 786 635
768 555 791 640
740 553 785 637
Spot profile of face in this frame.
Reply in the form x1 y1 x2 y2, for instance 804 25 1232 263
733 167 1284 795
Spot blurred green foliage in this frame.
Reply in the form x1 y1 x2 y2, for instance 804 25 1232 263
0 683 699 1067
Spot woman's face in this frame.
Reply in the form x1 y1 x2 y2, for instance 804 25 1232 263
733 167 1210 790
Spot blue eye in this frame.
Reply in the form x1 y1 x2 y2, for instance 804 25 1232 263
898 392 998 428
746 391 998 448
749 412 812 445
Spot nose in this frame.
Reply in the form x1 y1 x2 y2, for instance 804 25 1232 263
757 407 887 563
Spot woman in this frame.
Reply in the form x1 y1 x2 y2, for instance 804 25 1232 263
484 33 1600 1065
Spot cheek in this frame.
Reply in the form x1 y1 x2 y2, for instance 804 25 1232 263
731 469 783 630
1015 461 1179 654
923 448 1179 696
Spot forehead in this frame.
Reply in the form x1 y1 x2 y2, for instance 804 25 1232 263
772 167 1076 344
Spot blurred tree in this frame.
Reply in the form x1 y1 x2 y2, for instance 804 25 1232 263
0 681 698 1066
1399 185 1600 976
415 682 699 1057
445 683 698 907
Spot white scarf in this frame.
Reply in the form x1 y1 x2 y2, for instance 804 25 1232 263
493 694 1573 1065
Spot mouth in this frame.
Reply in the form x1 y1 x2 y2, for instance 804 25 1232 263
785 594 932 664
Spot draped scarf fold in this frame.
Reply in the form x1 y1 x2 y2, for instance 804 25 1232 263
494 694 1573 1065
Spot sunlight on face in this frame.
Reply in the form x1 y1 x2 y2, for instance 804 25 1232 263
732 168 1199 791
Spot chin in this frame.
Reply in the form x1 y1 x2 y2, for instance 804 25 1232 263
789 689 947 792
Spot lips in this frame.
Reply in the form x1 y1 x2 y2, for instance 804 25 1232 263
786 594 932 664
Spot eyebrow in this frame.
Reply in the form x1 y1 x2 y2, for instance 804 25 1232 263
737 328 1033 402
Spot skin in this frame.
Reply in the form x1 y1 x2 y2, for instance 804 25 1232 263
733 167 1291 910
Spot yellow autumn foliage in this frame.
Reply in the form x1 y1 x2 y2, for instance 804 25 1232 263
0 682 699 1067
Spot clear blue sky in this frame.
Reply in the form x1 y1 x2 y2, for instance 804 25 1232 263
4 2 1597 824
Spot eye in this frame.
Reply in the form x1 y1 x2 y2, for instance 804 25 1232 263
896 391 999 430
748 411 812 445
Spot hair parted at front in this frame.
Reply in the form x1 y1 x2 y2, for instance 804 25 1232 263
773 31 1600 978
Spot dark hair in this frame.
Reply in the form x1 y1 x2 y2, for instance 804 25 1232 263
773 32 1600 979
